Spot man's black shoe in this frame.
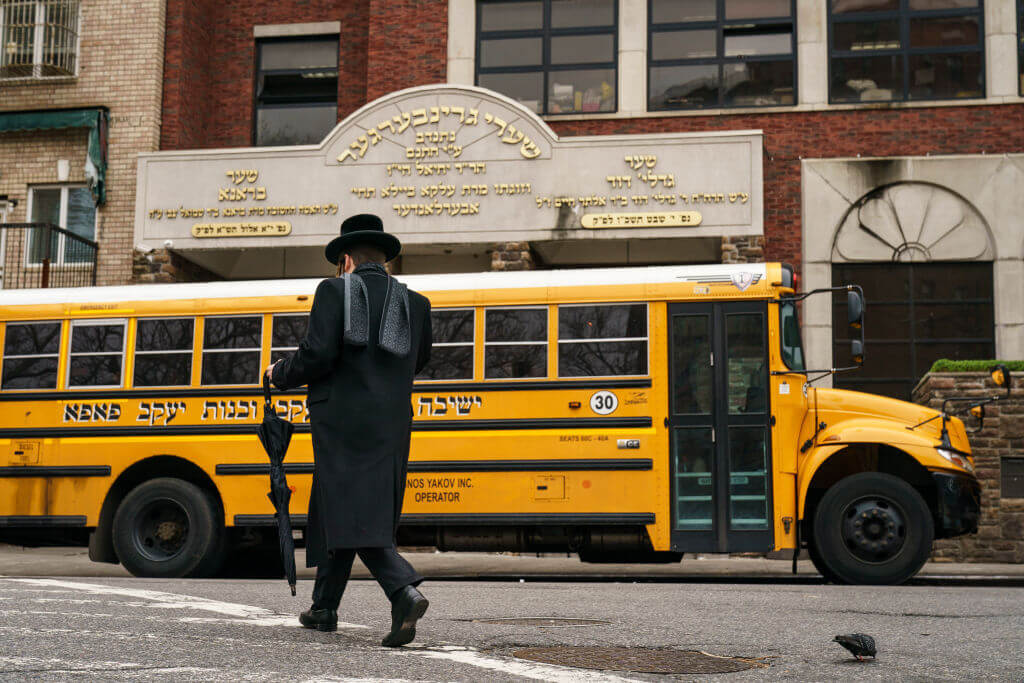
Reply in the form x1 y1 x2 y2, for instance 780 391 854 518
381 586 428 647
299 607 338 632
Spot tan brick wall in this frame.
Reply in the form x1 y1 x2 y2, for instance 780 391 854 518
0 0 166 286
914 372 1024 563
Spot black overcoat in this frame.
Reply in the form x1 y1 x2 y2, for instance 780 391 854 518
272 263 431 566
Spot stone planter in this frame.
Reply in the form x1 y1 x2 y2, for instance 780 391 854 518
913 372 1024 563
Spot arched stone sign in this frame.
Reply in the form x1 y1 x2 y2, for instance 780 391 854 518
134 84 762 278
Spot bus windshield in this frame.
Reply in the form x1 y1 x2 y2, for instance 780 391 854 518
780 300 805 371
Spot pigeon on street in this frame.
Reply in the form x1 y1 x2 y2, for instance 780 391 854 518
834 633 877 661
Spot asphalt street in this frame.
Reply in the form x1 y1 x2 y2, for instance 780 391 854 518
1 552 1023 681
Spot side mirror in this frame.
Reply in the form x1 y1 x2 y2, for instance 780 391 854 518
847 289 864 329
990 363 1011 397
847 287 865 367
850 338 864 367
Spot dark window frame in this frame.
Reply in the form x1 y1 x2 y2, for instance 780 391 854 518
556 302 649 378
252 34 340 147
67 318 127 389
647 0 797 111
270 313 309 365
417 307 476 382
1019 0 1024 96
832 261 995 400
200 314 263 387
827 0 985 104
483 305 549 380
475 0 619 115
132 316 195 388
0 320 63 391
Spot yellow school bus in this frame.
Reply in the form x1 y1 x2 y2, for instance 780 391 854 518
0 263 983 584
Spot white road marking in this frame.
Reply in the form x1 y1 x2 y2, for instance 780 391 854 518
394 645 646 683
3 578 367 629
0 655 217 675
2 578 644 681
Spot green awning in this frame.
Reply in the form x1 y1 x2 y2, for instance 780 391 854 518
0 108 109 205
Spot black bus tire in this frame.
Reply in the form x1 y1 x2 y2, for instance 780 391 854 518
812 472 933 585
806 540 842 584
112 478 225 578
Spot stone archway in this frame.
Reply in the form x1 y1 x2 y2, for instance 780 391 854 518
832 181 994 263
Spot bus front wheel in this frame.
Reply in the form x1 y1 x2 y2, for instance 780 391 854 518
812 472 933 585
112 478 225 578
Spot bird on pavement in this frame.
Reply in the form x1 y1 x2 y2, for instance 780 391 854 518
834 633 877 661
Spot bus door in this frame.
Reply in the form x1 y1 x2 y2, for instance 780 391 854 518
667 301 773 553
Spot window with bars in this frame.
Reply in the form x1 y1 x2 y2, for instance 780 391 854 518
27 185 96 265
476 0 617 115
832 262 994 400
0 0 79 80
558 303 648 377
417 309 475 381
828 0 984 103
254 37 339 146
648 0 796 111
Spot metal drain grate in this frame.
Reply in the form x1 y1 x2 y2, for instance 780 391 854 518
513 646 758 674
473 617 611 627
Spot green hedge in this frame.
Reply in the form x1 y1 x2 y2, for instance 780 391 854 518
928 359 1024 373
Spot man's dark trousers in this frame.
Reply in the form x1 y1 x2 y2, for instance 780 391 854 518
312 546 423 610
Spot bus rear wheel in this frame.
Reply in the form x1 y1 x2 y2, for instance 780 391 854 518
812 472 933 585
112 478 225 578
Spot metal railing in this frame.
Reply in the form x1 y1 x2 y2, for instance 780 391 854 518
0 222 97 289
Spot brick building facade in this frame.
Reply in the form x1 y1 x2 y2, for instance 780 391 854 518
0 0 166 287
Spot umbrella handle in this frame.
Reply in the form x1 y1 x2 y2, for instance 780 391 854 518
263 373 273 409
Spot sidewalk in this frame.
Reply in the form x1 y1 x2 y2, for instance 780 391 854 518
2 543 1023 581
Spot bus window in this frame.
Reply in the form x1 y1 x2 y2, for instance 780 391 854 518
557 303 647 377
780 300 805 371
201 316 262 385
417 308 474 381
484 307 547 379
1 321 61 390
68 320 127 388
671 316 711 414
726 313 766 414
271 314 309 364
134 318 194 387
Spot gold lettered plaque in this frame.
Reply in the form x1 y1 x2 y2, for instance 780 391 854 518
581 211 703 229
191 222 292 238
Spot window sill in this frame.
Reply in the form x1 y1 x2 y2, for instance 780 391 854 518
0 75 78 86
539 95 1024 122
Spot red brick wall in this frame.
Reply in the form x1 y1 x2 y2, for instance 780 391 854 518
550 105 1024 269
366 0 449 101
161 0 384 150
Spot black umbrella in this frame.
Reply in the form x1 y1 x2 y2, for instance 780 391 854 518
257 374 297 596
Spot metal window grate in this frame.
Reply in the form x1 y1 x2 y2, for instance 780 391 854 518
0 0 79 80
0 223 97 288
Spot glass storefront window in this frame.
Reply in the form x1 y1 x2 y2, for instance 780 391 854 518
649 0 796 111
476 0 617 115
828 0 983 103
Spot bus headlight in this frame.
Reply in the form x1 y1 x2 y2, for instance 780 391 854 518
936 448 974 473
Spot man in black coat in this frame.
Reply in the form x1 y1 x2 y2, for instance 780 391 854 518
266 214 432 647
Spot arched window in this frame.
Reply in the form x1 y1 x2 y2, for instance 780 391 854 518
831 182 994 399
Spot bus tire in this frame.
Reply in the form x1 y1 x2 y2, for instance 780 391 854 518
112 478 225 578
806 540 843 584
812 472 933 585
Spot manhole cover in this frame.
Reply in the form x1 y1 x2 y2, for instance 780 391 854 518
473 617 611 627
513 646 757 674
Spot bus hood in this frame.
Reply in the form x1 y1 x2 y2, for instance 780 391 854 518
811 387 972 453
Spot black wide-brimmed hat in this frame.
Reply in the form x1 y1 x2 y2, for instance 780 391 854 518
325 214 401 264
